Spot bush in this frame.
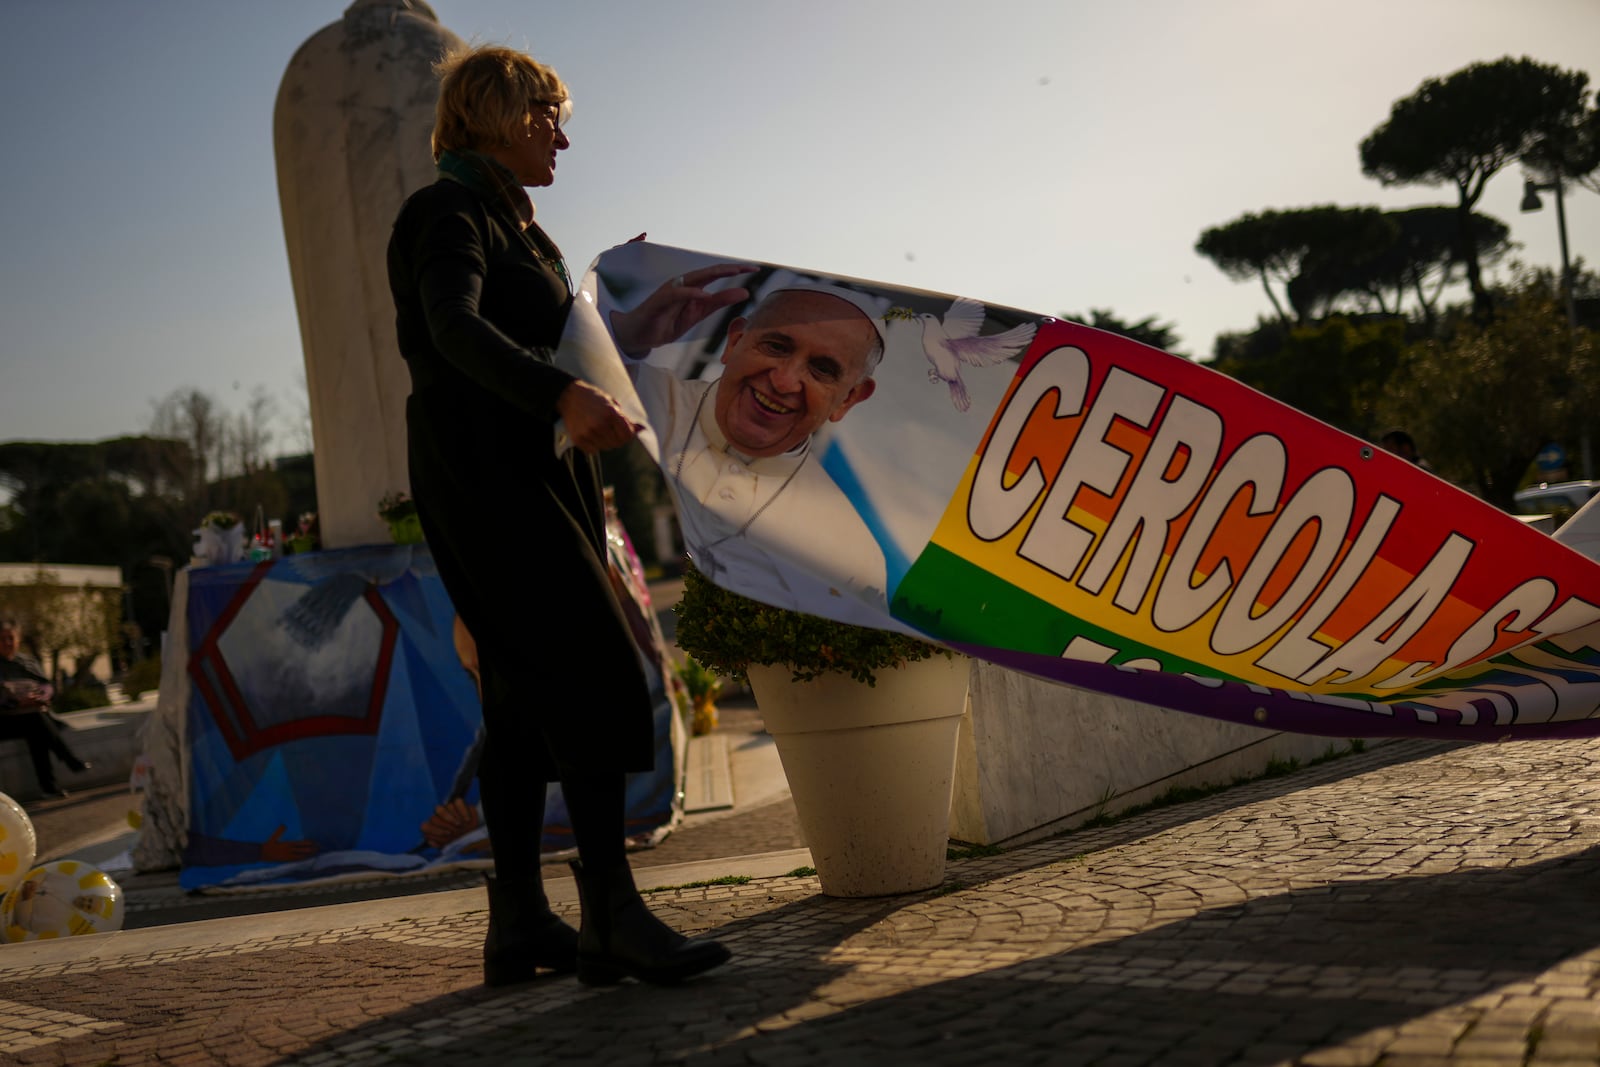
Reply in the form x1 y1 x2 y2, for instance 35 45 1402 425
54 684 109 712
672 564 947 687
123 656 162 700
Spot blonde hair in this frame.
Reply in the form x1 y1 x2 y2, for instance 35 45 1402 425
430 45 568 161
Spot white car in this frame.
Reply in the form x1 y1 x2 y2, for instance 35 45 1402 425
1513 480 1600 521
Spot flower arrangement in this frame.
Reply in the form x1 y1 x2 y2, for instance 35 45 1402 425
377 491 417 523
194 510 244 565
378 491 424 545
672 564 948 687
286 512 320 554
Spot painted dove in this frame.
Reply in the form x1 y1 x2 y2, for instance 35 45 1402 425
912 298 1036 412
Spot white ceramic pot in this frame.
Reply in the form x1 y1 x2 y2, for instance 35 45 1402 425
747 654 969 897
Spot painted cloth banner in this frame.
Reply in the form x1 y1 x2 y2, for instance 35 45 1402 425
180 540 682 891
562 241 1600 742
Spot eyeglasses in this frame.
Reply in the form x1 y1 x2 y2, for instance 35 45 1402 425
534 99 572 132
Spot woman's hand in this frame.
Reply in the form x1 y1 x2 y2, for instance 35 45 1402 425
4 681 50 708
557 380 641 453
609 263 757 357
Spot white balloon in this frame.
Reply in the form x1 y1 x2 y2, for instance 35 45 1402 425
0 792 37 898
1 860 125 941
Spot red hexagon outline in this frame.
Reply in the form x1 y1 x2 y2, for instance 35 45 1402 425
188 564 398 762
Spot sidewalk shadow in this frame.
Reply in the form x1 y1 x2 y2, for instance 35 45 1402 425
263 738 1491 1064
678 840 1600 1065
266 888 906 1066
267 840 1600 1064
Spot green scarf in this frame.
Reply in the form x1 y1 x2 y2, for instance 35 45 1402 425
437 149 570 290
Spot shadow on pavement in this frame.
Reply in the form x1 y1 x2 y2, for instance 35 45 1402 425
677 842 1600 1065
260 840 1600 1065
266 889 907 1066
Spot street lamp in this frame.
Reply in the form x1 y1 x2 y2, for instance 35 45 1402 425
1522 174 1586 479
1521 175 1578 329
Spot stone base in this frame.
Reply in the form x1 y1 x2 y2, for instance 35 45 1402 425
0 700 153 802
949 661 1378 846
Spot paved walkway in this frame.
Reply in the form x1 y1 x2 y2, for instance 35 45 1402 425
6 735 1600 1065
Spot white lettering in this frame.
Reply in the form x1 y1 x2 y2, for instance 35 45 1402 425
1256 495 1403 681
1151 434 1286 633
968 346 1090 542
1020 367 1164 581
1213 467 1354 656
1374 578 1555 690
1080 394 1223 615
1299 533 1475 686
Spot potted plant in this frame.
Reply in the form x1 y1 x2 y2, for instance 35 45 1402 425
674 655 724 736
674 565 968 897
377 492 424 545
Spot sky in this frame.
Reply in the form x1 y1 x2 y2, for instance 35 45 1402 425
1 0 1597 449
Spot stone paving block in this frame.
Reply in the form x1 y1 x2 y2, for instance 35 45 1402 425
18 737 1600 1064
1300 1049 1380 1067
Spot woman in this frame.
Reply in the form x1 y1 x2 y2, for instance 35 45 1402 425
387 44 729 987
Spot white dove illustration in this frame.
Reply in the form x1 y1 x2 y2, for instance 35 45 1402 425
910 298 1036 412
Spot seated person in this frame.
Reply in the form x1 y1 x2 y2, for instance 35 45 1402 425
0 620 89 798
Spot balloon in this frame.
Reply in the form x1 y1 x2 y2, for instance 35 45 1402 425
1 860 125 941
0 792 37 897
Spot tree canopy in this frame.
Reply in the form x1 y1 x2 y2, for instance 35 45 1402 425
1210 316 1407 438
1375 266 1600 508
0 387 317 656
1302 207 1510 330
0 566 122 689
1194 204 1509 328
1360 56 1595 318
1195 206 1392 326
1523 89 1600 194
1063 308 1186 357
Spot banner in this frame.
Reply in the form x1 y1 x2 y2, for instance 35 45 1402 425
564 241 1600 741
180 537 682 891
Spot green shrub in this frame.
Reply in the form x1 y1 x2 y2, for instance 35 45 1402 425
123 656 162 700
55 685 109 712
672 564 947 687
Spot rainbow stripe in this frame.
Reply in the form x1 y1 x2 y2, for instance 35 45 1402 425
893 321 1600 710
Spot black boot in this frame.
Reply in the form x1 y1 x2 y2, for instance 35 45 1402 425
570 860 731 986
482 872 579 986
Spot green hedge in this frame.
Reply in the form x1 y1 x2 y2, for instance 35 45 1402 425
672 565 946 687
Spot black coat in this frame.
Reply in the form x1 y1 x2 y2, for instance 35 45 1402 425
387 178 653 776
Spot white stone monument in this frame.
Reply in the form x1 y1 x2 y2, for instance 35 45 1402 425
274 0 462 548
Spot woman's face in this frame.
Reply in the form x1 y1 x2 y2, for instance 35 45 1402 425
502 102 569 187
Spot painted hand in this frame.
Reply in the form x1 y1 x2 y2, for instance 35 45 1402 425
609 263 756 357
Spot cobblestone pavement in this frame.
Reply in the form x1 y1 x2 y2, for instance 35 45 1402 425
79 705 804 931
8 736 1600 1065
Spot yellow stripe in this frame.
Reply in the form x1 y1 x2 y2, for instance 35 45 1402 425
930 461 1371 691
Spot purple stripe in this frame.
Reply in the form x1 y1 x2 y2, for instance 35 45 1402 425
949 642 1600 742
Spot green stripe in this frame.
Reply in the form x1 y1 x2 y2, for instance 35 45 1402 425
891 543 1214 676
